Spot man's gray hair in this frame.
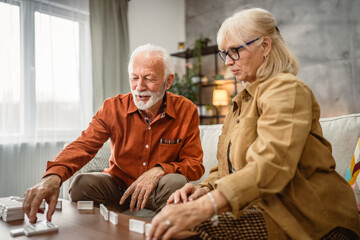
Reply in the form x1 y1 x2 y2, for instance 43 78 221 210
128 44 174 81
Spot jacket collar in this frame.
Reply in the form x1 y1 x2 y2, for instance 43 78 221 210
231 79 261 112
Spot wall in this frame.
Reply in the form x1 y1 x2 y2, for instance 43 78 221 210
185 0 360 118
128 0 186 75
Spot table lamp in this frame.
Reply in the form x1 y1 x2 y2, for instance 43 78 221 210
212 89 228 123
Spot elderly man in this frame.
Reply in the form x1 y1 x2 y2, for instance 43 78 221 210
23 44 204 223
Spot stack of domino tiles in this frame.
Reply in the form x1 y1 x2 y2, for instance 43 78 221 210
99 204 118 225
0 197 24 222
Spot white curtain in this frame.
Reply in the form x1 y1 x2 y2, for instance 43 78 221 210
0 0 92 198
90 0 129 111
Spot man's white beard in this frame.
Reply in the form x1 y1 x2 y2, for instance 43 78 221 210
131 82 166 110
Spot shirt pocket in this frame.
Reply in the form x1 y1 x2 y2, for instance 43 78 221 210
230 117 258 166
235 117 258 142
158 139 183 162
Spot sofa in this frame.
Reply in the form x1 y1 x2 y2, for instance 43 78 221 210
62 113 360 210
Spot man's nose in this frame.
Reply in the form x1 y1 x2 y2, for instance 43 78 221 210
136 78 147 91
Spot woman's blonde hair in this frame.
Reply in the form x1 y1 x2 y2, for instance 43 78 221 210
217 8 299 81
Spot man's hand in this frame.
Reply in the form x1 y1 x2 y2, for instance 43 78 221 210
23 175 61 223
167 183 209 204
119 166 165 212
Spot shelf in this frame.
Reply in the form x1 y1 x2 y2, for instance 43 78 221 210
170 45 219 58
171 44 234 125
200 78 235 87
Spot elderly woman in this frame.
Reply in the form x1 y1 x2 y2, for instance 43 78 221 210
148 8 360 240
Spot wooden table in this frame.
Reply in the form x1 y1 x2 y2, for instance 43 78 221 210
0 200 199 240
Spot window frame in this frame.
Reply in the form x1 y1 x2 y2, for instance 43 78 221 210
0 0 92 142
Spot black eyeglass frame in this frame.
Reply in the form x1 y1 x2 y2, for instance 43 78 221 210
218 37 260 62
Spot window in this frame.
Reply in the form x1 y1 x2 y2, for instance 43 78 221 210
0 2 21 136
0 0 92 142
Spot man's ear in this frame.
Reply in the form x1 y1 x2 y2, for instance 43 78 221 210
165 74 174 90
262 36 272 56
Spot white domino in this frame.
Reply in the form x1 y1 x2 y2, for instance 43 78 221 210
99 204 105 216
77 201 93 210
103 207 109 221
145 223 152 236
23 220 59 236
129 219 145 234
99 204 109 221
109 211 118 225
56 199 62 210
39 200 45 209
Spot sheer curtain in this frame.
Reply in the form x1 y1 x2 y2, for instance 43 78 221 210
90 0 129 111
0 0 92 197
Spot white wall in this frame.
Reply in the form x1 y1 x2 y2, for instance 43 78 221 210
128 0 185 54
128 0 186 75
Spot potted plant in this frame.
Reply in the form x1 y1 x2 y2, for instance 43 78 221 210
168 68 198 104
193 36 211 76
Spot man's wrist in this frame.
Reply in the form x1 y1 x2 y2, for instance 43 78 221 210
152 165 165 178
154 165 165 173
43 174 62 187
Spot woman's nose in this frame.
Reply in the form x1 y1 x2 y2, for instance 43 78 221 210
225 55 235 66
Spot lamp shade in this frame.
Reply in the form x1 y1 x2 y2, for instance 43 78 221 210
212 89 228 106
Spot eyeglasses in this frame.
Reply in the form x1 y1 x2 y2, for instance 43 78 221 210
218 37 260 62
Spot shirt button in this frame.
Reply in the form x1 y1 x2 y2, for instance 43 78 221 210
143 162 146 166
145 144 149 148
236 119 240 124
244 97 249 102
148 127 151 130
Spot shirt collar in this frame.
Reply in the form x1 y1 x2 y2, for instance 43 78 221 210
163 92 176 119
127 94 138 114
127 92 175 119
246 79 260 97
231 79 261 112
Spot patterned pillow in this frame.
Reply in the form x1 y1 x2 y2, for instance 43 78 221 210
345 138 360 212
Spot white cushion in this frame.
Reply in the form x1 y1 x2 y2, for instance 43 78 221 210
320 113 360 177
191 124 222 185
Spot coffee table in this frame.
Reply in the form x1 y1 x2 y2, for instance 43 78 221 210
0 199 199 240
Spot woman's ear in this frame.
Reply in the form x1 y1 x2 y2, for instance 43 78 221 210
166 74 175 90
262 36 272 56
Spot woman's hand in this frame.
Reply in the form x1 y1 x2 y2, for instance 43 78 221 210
148 195 213 240
150 189 232 240
167 183 209 204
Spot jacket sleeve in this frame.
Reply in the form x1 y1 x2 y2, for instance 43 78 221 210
215 78 313 217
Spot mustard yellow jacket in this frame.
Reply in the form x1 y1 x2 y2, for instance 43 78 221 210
199 73 360 239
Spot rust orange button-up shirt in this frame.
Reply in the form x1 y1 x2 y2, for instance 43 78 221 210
44 92 204 189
